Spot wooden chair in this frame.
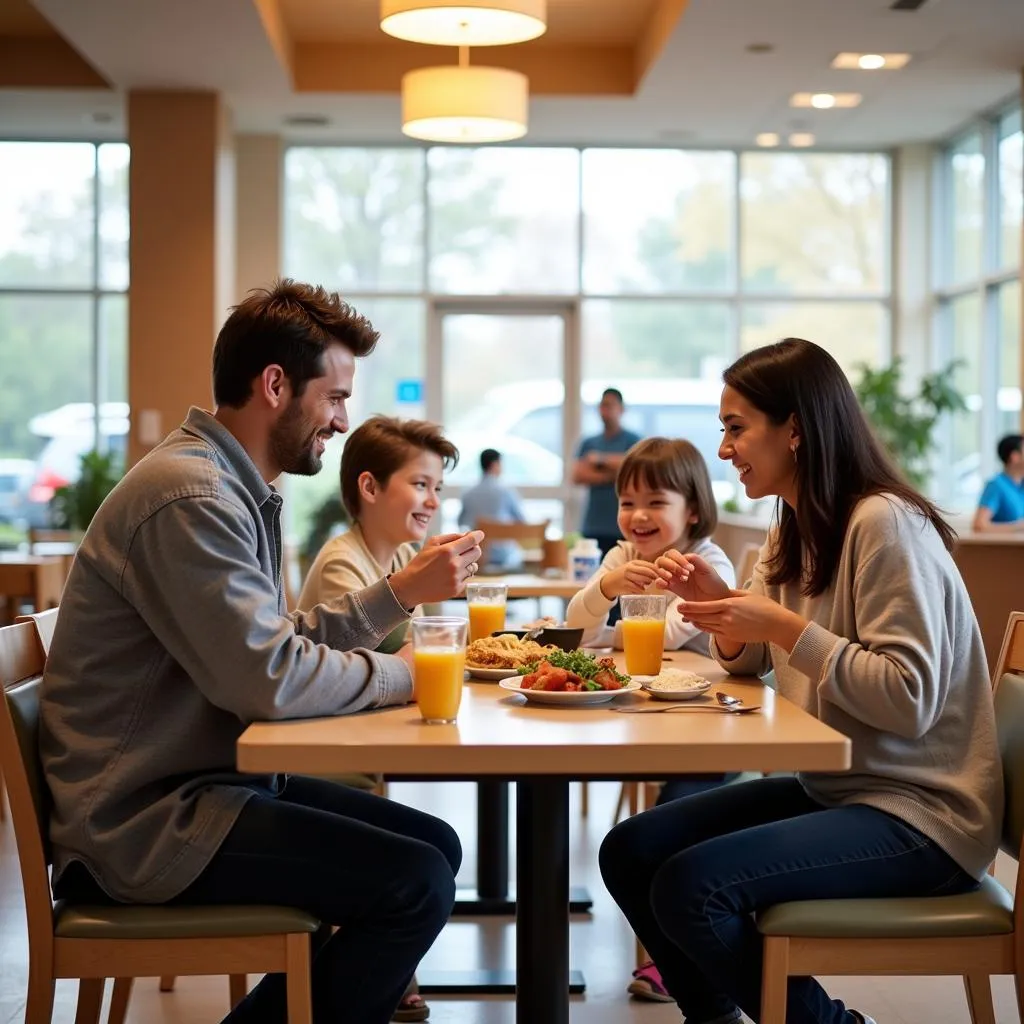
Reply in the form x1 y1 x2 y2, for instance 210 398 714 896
756 610 1024 1024
15 606 256 1020
737 542 761 587
0 619 317 1024
476 518 549 569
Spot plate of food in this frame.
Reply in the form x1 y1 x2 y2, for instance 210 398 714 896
635 667 711 701
498 650 640 706
465 633 558 681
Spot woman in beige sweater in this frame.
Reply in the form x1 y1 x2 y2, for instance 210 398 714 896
600 339 1002 1024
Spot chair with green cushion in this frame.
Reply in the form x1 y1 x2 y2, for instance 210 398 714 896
0 620 319 1024
756 610 1024 1024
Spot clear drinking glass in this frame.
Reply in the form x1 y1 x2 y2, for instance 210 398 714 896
465 582 508 642
411 616 468 724
619 593 669 676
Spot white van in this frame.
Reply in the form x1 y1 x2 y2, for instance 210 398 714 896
445 378 733 500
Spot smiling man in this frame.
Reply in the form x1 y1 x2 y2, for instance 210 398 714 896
40 279 483 1024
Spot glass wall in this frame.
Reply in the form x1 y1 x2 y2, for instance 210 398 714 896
0 142 129 539
284 146 891 541
935 106 1022 509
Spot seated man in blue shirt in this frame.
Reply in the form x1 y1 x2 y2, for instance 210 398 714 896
973 433 1024 532
459 448 526 567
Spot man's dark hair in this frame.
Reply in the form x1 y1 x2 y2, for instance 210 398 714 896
998 434 1024 466
213 279 380 408
480 449 501 473
602 388 624 405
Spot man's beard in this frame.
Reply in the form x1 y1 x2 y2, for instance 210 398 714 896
269 401 326 477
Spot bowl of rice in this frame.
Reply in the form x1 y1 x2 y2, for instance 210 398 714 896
638 668 712 701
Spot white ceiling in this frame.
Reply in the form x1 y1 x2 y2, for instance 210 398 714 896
6 0 1024 147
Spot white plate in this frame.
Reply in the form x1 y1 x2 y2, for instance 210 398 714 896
466 665 521 681
498 678 642 706
630 667 712 700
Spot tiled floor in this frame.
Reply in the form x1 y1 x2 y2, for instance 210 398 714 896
0 781 1018 1023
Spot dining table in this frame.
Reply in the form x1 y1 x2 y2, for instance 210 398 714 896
237 649 851 1024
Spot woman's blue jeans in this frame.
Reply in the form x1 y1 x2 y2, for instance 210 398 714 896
600 775 977 1024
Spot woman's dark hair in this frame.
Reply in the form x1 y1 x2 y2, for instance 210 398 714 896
213 279 380 408
724 338 955 596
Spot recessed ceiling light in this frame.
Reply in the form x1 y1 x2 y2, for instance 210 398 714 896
755 133 780 147
789 132 815 148
790 92 862 109
831 52 911 70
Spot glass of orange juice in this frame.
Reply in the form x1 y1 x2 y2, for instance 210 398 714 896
465 582 508 642
620 594 669 677
411 616 468 724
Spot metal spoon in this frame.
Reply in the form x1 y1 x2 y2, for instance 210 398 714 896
615 701 761 714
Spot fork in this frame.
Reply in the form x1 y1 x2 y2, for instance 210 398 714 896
615 698 761 714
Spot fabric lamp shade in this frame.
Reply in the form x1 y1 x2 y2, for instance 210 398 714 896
401 64 528 143
380 0 546 46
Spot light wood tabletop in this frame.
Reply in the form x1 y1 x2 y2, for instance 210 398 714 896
237 650 849 778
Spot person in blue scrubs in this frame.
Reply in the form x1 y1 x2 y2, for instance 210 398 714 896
973 433 1024 532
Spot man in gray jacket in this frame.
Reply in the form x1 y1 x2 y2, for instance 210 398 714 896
40 279 483 1024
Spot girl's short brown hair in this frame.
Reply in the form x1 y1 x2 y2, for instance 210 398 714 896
340 416 459 520
615 437 718 541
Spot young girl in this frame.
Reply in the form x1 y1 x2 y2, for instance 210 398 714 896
299 414 458 654
566 436 736 656
600 339 1002 1024
298 414 458 1024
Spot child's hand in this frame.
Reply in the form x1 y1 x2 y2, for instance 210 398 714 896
654 551 732 603
599 560 660 600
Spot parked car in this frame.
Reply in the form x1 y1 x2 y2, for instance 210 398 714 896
0 458 36 526
23 402 129 526
445 378 735 501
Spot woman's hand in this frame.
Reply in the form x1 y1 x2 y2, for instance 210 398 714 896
677 590 807 651
654 551 732 604
599 560 660 600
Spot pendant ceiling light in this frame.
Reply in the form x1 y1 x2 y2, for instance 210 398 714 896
401 55 528 143
381 0 546 47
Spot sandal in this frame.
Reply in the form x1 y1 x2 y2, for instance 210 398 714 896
392 976 430 1022
626 960 674 1003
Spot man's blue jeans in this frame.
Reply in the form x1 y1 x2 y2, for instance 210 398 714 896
600 776 977 1024
57 775 461 1024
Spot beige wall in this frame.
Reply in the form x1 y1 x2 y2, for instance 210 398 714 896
127 90 236 466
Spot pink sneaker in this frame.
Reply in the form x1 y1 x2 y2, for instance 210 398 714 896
627 960 675 1003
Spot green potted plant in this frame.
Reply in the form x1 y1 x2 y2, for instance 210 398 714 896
853 358 966 487
50 449 124 531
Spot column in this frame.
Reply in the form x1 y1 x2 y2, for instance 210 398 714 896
235 134 283 301
127 90 235 466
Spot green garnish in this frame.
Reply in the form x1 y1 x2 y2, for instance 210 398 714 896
516 649 631 684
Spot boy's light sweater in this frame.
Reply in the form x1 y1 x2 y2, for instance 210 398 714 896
566 536 735 655
712 494 1003 880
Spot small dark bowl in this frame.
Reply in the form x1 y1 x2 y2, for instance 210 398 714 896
491 627 584 652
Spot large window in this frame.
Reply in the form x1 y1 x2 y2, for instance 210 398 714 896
936 106 1022 509
0 142 129 540
284 145 891 540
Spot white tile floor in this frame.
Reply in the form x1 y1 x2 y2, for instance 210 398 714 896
0 781 1018 1023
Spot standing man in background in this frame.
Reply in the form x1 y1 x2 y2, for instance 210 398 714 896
572 388 642 557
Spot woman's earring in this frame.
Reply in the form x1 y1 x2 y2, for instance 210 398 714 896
790 443 798 463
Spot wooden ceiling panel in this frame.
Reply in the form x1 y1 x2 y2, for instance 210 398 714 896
0 0 57 37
